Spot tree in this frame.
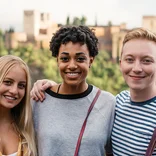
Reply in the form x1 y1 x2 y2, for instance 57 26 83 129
80 16 87 25
72 17 81 25
108 21 112 26
8 27 15 33
66 15 70 25
87 51 128 95
0 29 4 56
6 27 15 54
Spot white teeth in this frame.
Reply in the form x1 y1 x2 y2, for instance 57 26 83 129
68 73 78 76
4 96 16 100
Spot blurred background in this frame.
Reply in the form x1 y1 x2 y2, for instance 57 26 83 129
0 0 156 95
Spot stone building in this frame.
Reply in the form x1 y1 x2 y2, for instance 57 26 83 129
111 16 156 61
90 23 126 54
5 10 59 49
5 10 156 61
142 16 156 33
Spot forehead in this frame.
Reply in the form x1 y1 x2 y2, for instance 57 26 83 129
5 65 26 81
59 42 89 54
122 39 156 58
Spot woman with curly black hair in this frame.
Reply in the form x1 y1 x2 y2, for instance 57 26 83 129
32 25 115 156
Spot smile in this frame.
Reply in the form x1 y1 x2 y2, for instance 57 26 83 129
4 95 17 100
129 75 146 79
65 72 81 78
66 72 80 75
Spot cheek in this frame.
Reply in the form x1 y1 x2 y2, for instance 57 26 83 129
0 84 7 94
120 65 130 74
20 90 26 99
81 63 90 71
58 64 65 73
145 67 156 76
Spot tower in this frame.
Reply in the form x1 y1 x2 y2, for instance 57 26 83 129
23 10 40 41
142 16 156 33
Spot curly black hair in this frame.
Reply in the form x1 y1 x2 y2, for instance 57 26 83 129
49 25 99 57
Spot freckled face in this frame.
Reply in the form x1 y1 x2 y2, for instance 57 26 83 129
57 41 94 87
120 39 156 92
0 65 26 109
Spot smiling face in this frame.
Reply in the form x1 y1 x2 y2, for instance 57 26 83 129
57 41 94 90
0 65 26 109
120 39 156 93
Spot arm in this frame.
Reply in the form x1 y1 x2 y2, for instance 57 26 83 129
30 79 57 102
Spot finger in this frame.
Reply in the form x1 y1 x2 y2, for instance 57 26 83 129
38 91 45 102
33 89 45 102
41 82 52 91
31 91 39 102
31 88 42 101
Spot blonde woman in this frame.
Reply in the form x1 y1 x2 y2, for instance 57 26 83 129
0 55 36 156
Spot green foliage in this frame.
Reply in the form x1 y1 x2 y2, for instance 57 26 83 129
66 16 70 25
0 45 128 94
66 15 87 26
108 21 112 26
80 16 87 25
6 27 15 33
72 17 81 25
87 51 128 95
0 29 6 56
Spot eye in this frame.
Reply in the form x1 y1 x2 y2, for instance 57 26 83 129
18 83 26 89
77 57 86 62
3 80 12 86
142 59 153 64
60 57 69 62
125 58 134 63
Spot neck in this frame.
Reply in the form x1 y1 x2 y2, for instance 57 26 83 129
0 107 13 123
130 87 156 102
59 82 88 94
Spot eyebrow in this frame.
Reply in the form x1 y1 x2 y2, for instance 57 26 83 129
4 77 26 83
60 52 86 55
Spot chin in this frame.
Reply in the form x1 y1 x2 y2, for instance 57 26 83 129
130 86 145 91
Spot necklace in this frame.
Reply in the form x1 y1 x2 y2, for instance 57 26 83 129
57 84 61 94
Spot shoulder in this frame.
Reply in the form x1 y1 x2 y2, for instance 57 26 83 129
32 92 55 113
92 85 115 98
115 90 130 108
92 85 116 107
116 90 130 100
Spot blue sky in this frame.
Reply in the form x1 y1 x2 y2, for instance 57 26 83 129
0 0 156 31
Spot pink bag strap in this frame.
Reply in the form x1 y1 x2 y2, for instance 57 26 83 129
74 89 101 156
145 128 156 156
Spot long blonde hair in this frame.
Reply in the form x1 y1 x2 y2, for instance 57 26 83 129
0 55 36 156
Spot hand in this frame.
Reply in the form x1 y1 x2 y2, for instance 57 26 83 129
30 79 57 102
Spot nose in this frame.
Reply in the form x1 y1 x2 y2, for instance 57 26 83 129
132 61 143 73
9 84 18 94
68 59 77 70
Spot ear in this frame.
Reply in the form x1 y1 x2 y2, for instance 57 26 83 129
89 57 94 68
119 59 122 72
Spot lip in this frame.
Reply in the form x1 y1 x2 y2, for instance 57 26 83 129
4 95 17 100
65 72 81 79
65 72 81 75
129 75 146 80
